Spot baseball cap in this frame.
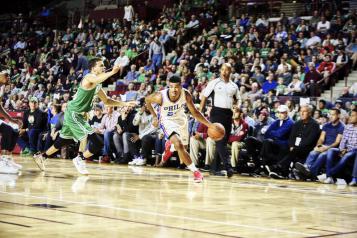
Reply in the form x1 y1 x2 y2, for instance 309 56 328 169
94 104 103 110
277 105 289 113
30 97 38 103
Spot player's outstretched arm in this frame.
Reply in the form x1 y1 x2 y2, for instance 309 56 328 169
97 88 136 107
145 92 162 127
185 90 212 128
86 65 121 85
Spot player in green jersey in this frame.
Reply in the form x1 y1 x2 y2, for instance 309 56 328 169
33 57 135 174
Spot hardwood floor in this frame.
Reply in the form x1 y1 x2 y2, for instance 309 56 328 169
0 156 356 238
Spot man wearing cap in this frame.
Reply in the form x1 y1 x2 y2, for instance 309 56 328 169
269 105 320 179
260 105 294 172
19 97 47 155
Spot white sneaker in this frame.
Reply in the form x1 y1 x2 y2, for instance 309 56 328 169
324 177 334 184
317 173 327 183
33 153 46 171
128 158 139 165
72 156 89 175
135 158 147 166
0 160 18 174
1 156 22 170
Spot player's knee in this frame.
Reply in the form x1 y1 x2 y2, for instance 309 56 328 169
172 139 184 151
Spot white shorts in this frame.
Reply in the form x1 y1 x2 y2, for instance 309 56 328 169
160 119 189 145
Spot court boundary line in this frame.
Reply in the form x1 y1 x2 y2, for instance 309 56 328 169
0 212 73 225
0 220 31 228
0 192 317 236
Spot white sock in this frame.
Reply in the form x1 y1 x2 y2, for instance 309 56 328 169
187 163 198 172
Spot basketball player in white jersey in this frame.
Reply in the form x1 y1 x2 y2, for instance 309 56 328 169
145 76 214 182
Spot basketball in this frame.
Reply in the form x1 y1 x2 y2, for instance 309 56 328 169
208 123 225 141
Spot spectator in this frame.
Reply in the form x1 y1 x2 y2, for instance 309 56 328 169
18 97 47 155
268 105 320 179
128 100 156 166
260 105 294 172
295 108 344 180
229 108 249 169
149 38 165 68
317 16 331 35
96 106 120 163
114 51 130 77
189 106 216 170
124 64 139 83
323 108 357 185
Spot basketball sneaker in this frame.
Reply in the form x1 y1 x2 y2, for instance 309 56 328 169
135 157 147 166
162 141 174 162
73 155 89 175
193 170 203 183
33 152 46 171
0 160 18 174
1 156 22 170
128 157 140 165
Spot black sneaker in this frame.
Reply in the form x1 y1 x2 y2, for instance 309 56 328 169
213 170 227 176
269 171 285 179
295 162 312 178
227 168 234 178
200 165 211 172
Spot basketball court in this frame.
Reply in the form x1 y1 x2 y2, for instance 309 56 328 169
0 156 356 238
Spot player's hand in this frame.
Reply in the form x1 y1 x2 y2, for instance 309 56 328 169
152 117 159 128
111 64 121 74
194 133 201 140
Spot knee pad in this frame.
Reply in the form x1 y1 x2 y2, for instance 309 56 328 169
87 133 104 154
53 137 73 150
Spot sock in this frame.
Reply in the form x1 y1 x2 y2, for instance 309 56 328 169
187 163 198 172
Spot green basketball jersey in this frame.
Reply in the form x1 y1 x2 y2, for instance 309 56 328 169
67 75 100 113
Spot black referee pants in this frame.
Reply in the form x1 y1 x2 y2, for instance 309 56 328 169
210 107 233 172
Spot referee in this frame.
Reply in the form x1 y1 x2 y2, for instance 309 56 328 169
200 63 241 178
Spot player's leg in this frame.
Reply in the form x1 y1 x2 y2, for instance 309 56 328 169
33 136 74 171
72 133 104 175
0 123 21 172
169 133 203 182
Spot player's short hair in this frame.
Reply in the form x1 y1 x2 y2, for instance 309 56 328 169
88 57 102 70
169 75 181 84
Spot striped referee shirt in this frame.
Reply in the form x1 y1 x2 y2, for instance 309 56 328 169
203 78 240 109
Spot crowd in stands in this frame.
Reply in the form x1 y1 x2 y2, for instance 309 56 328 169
0 1 357 185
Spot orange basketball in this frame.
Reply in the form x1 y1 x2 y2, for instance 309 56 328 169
208 123 225 141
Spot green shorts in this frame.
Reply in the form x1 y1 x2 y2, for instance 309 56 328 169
59 110 94 142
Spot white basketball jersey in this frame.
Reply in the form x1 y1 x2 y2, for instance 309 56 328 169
159 88 187 123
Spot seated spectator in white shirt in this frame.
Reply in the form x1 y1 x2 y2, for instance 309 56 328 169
317 16 331 34
114 51 130 77
306 31 322 48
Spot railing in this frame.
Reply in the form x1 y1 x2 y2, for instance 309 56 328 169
327 62 351 101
